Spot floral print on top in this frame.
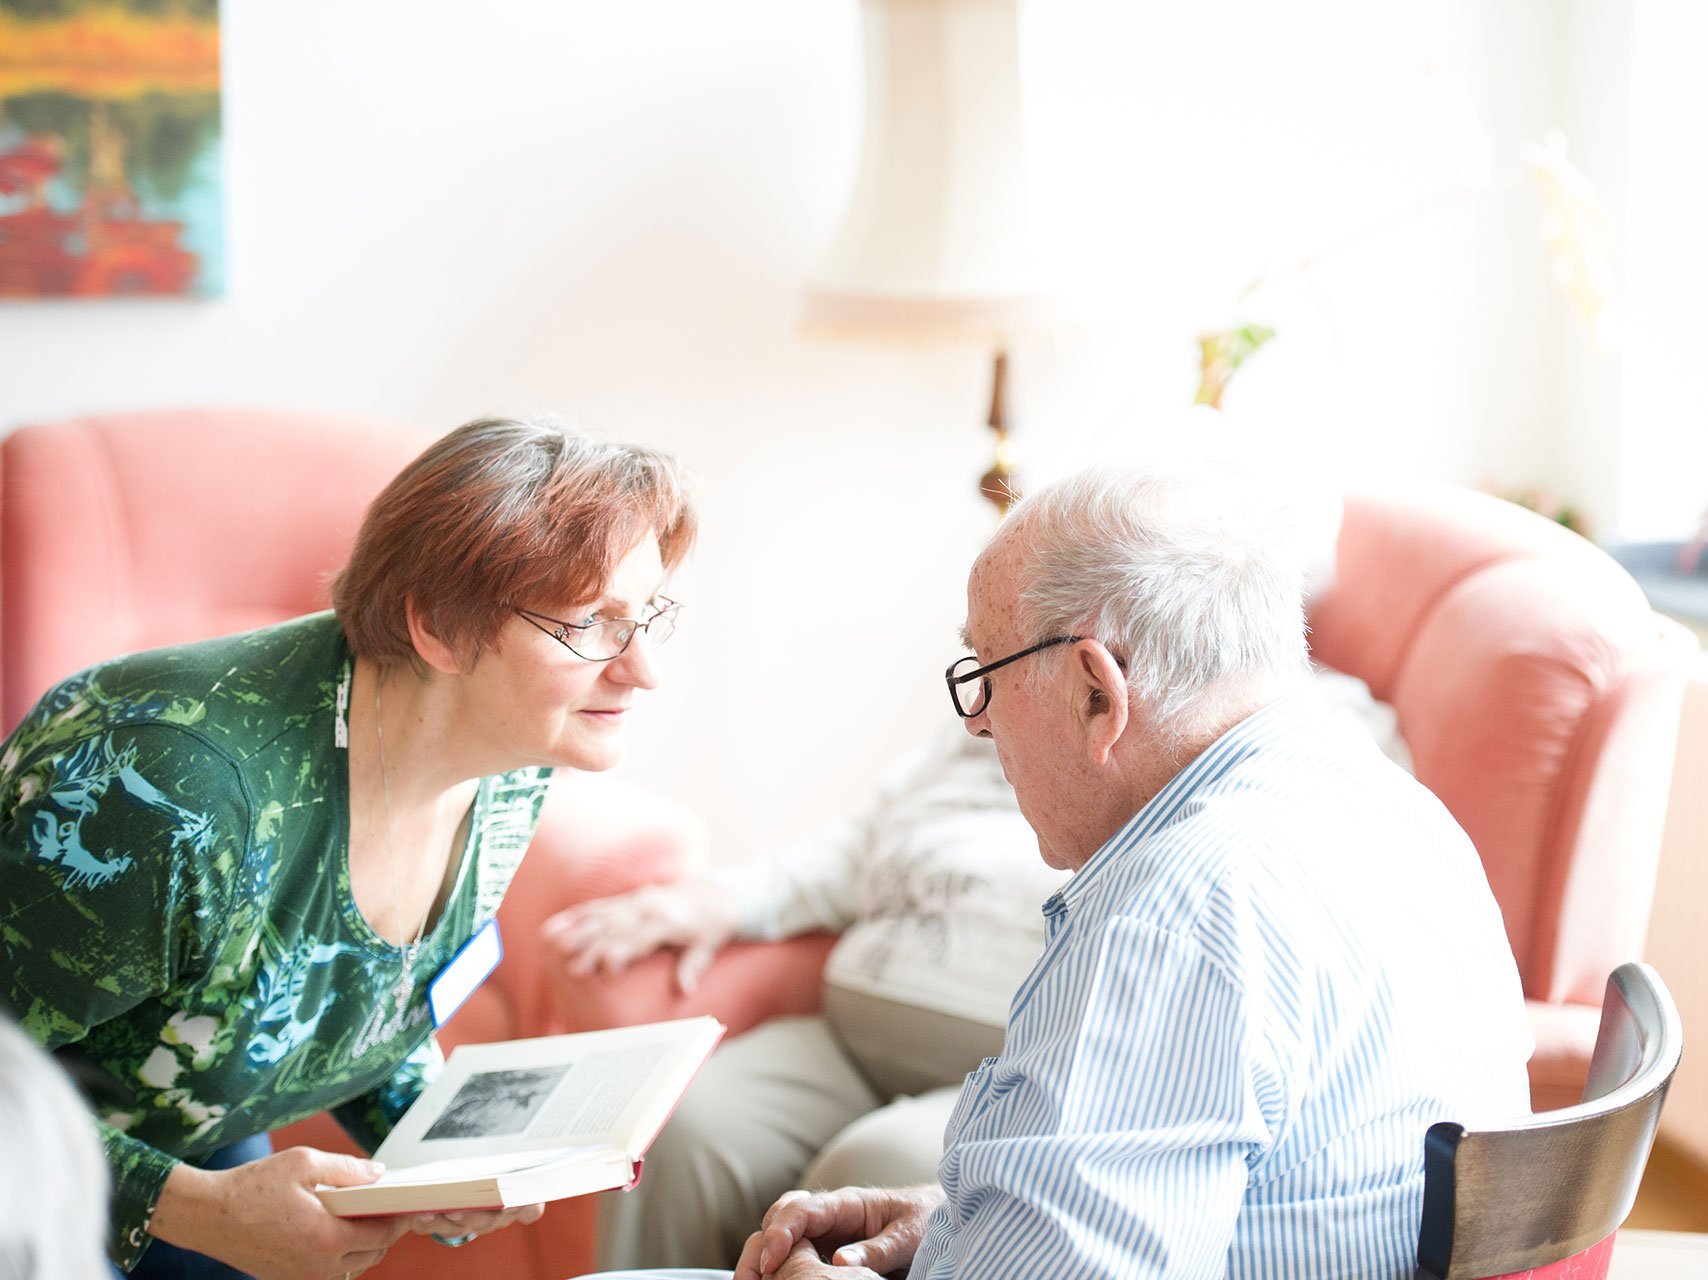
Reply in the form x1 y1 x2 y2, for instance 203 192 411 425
0 612 549 1269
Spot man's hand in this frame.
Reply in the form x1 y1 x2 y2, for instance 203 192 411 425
542 880 739 994
771 1235 886 1279
734 1185 945 1280
147 1147 414 1279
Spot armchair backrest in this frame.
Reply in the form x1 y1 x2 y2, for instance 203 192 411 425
1413 962 1682 1279
1308 487 1694 1008
0 408 427 732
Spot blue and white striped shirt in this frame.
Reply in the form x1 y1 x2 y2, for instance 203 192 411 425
911 693 1532 1279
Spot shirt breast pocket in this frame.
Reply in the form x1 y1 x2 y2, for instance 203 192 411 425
945 1055 1002 1140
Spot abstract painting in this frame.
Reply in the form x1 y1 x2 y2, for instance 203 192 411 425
0 0 222 298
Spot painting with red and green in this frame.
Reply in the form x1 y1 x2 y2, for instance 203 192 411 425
0 0 222 298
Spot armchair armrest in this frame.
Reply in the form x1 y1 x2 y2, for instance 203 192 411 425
552 933 838 1038
1525 998 1603 1112
517 771 842 1039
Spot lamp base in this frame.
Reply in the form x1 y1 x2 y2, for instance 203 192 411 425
980 349 1017 516
980 455 1017 515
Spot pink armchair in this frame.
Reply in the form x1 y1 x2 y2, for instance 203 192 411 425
557 483 1696 1163
1 408 425 731
1311 487 1693 1110
0 408 699 1280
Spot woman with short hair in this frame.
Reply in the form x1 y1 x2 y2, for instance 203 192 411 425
0 416 694 1279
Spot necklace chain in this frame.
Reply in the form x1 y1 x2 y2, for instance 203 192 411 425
375 676 432 1010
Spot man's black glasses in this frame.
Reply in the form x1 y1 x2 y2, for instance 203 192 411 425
944 635 1081 718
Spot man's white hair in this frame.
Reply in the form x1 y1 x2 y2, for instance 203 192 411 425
1004 463 1309 743
0 1017 110 1278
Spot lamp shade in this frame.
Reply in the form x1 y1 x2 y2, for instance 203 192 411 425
803 0 1061 344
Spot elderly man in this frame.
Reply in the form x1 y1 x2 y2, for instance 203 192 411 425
719 466 1532 1280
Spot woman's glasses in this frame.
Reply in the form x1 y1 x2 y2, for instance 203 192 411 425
515 597 681 661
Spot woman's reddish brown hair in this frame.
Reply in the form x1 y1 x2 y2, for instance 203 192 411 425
332 417 695 669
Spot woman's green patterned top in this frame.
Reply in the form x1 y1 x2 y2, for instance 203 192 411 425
0 613 550 1269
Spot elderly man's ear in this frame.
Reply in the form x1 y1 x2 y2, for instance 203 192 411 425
1073 642 1128 762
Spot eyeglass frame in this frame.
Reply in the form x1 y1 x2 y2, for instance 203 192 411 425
514 596 681 662
944 634 1082 718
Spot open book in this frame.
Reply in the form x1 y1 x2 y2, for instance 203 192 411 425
316 1015 724 1217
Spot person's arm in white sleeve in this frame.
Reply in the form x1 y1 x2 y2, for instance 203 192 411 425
702 811 869 939
542 733 957 992
541 810 870 995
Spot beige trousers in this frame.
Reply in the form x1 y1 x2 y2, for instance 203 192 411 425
594 1015 964 1271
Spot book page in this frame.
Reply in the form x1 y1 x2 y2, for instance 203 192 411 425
422 1065 573 1141
420 1044 666 1144
520 1042 666 1141
373 1016 722 1168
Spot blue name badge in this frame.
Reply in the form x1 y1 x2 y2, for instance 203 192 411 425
427 917 503 1029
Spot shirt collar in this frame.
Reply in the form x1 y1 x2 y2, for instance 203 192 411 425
1042 688 1328 916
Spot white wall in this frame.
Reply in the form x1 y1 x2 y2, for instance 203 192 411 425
0 0 1616 861
1616 0 1708 540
